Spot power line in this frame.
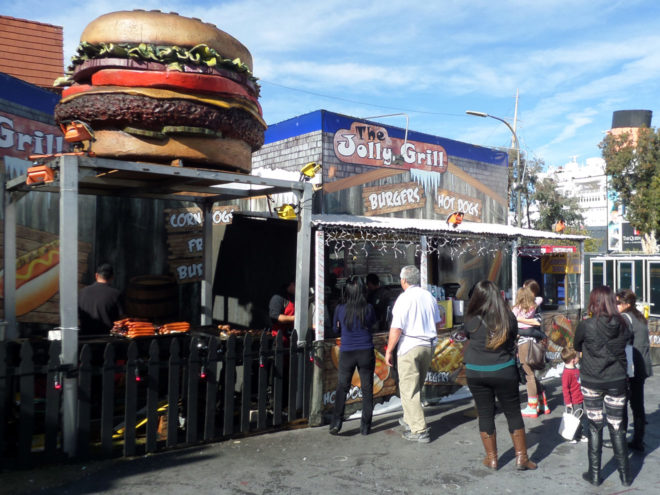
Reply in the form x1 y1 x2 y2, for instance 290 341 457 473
259 79 466 118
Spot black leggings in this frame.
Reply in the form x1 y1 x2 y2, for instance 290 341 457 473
466 365 524 434
333 348 375 424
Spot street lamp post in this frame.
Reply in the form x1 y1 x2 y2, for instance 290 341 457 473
466 110 522 228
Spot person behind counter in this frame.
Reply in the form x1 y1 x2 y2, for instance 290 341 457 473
463 280 537 471
328 275 377 436
79 263 123 336
385 265 441 444
366 273 390 331
269 280 295 343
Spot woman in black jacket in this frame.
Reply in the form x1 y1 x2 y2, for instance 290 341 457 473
616 288 653 451
574 286 632 487
463 280 537 471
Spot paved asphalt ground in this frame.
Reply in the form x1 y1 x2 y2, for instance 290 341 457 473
5 368 660 495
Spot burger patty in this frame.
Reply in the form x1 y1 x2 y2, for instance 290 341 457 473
55 93 264 150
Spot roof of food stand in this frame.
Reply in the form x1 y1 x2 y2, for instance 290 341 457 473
311 214 588 241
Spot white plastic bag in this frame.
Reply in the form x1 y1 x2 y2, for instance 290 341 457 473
559 408 583 441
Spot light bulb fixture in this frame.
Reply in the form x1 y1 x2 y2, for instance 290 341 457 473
300 161 321 181
446 211 464 227
276 204 297 220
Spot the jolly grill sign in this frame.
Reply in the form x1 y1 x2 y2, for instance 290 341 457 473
334 122 448 172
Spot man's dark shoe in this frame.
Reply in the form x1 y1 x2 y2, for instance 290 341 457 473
328 420 342 436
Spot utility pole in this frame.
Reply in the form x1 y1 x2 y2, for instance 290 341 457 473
512 89 521 228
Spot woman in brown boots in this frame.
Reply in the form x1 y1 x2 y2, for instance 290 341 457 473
463 281 537 471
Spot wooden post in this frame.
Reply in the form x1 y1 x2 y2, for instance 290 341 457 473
257 331 269 429
223 335 236 436
273 331 283 426
18 341 34 466
101 343 115 457
186 337 200 444
45 340 62 457
288 330 299 421
123 342 138 457
241 333 253 433
77 344 92 457
167 339 181 448
203 336 219 441
146 340 159 452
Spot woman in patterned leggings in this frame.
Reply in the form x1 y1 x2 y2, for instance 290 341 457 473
574 286 632 487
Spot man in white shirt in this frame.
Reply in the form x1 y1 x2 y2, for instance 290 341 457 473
385 265 441 443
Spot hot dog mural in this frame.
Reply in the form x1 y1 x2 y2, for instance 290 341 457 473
0 225 91 324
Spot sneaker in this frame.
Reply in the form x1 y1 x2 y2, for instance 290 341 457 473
569 439 578 444
521 405 539 418
538 404 551 415
402 430 430 443
580 436 589 443
398 417 411 432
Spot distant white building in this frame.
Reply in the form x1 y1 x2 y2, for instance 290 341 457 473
540 157 607 227
527 157 608 251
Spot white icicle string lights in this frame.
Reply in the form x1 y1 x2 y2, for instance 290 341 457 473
321 226 511 260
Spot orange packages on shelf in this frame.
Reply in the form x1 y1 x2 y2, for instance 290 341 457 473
111 318 156 338
159 322 191 335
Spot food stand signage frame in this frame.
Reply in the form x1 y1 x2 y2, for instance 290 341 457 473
309 214 587 423
3 154 313 456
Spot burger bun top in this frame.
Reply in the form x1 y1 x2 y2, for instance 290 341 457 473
80 10 253 72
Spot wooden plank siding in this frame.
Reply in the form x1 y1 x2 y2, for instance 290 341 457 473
0 16 64 89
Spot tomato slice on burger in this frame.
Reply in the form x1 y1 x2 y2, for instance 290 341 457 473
89 69 259 105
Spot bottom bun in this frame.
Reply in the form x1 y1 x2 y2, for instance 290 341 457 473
16 264 59 316
90 130 252 172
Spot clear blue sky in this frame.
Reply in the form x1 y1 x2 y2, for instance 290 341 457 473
4 0 660 167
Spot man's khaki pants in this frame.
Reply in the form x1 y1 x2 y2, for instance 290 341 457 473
398 345 433 434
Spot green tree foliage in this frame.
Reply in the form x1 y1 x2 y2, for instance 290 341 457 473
518 156 543 228
531 177 584 231
600 127 660 253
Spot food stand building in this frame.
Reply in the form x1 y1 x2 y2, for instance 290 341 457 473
242 110 586 424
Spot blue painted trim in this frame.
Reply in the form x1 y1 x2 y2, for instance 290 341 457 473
0 72 60 115
264 109 508 166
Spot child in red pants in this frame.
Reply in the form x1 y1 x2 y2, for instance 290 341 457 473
561 347 588 443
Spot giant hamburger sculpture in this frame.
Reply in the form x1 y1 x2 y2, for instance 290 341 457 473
54 10 265 171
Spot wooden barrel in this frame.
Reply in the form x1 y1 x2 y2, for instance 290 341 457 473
125 275 178 320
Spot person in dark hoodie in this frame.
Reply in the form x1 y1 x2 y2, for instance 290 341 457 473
616 288 653 452
574 286 632 487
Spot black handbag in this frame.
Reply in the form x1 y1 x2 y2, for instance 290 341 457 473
525 339 547 370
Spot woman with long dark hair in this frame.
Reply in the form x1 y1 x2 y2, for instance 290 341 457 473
329 276 377 436
616 288 652 452
574 286 632 487
463 280 537 471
